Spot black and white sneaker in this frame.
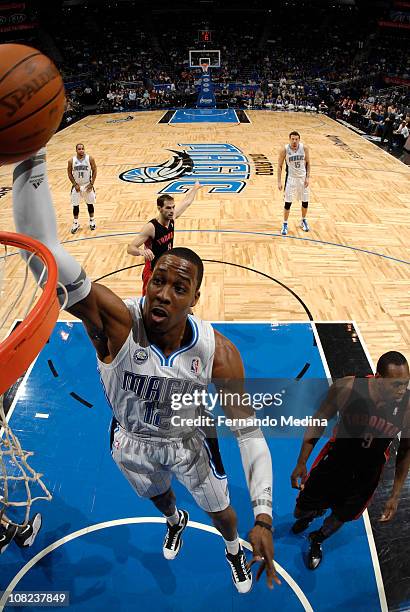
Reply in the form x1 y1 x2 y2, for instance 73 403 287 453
163 510 189 560
0 523 18 554
306 532 323 570
225 544 253 594
14 513 42 548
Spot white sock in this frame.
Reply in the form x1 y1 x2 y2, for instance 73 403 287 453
224 536 240 555
165 508 181 526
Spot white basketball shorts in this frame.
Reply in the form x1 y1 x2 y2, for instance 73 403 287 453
284 176 309 202
71 185 96 207
111 426 230 513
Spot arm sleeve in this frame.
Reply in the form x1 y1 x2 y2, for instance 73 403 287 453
236 427 273 518
12 150 91 309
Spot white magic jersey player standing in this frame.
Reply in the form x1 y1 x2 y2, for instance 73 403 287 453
277 130 311 235
67 143 97 234
11 151 281 593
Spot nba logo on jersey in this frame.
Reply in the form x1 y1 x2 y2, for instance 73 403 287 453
191 357 201 374
133 349 148 364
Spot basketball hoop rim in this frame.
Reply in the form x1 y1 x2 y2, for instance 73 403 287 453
0 232 59 395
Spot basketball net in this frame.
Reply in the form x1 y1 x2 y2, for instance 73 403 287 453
0 237 67 527
0 395 52 526
200 62 209 74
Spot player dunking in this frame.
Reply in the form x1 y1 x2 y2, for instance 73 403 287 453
12 151 280 593
277 131 311 235
127 183 202 295
67 143 97 234
291 352 410 569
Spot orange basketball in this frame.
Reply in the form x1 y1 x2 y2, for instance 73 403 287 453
0 44 65 165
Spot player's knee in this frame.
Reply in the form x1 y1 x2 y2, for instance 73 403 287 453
87 204 95 215
284 202 292 210
302 201 309 209
73 205 80 217
207 504 236 522
150 488 175 504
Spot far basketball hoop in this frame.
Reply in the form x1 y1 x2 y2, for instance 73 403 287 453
200 62 210 74
189 49 220 69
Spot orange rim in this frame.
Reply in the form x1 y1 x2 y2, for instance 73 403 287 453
0 232 59 395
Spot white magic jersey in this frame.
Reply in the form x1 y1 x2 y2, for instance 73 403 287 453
72 154 92 186
285 143 306 179
97 297 215 440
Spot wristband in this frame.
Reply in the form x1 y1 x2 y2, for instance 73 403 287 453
254 520 273 532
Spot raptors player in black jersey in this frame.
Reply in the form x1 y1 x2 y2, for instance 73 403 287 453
127 182 203 295
290 351 410 569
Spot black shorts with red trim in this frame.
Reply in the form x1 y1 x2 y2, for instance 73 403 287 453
296 440 384 522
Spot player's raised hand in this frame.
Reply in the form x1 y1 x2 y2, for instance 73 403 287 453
291 462 307 489
194 180 204 190
248 524 281 589
380 496 399 522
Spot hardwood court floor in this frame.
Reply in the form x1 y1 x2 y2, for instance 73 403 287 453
0 110 409 364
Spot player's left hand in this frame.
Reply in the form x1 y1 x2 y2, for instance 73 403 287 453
304 178 309 188
86 183 93 192
248 524 281 589
380 496 399 522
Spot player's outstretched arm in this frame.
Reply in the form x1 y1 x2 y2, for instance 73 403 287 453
212 330 281 589
291 377 353 490
174 181 203 219
13 150 132 362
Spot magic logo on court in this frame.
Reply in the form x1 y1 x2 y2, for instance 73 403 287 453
119 143 250 194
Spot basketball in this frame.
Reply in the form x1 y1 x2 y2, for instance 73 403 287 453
0 44 65 165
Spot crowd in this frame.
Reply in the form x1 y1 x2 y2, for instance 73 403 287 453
27 0 407 157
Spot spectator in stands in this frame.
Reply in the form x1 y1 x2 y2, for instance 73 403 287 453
393 120 410 151
381 105 397 151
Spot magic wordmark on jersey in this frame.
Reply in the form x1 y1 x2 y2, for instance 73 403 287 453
119 143 251 194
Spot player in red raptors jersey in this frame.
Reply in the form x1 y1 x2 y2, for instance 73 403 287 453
290 351 410 570
127 182 203 295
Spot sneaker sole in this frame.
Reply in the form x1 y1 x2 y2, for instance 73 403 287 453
15 514 42 548
163 538 182 560
0 542 11 555
235 574 253 594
